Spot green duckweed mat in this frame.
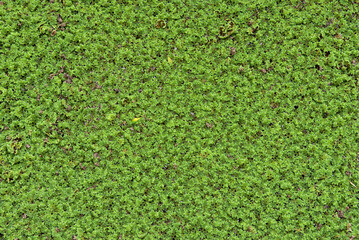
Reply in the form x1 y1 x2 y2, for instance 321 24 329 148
1 0 359 239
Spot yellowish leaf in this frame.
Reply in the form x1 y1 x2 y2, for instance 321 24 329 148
168 57 173 64
132 117 141 122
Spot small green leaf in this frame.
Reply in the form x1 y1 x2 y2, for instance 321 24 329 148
106 113 116 121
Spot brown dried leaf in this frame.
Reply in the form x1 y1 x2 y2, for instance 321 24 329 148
79 163 86 170
335 33 343 39
325 18 334 27
270 102 279 108
337 210 344 218
87 185 97 191
96 82 102 89
205 122 213 128
57 14 63 24
317 223 322 230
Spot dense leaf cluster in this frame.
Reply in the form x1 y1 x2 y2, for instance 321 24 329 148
1 0 359 239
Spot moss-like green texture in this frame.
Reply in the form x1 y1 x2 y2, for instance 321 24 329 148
1 0 359 239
